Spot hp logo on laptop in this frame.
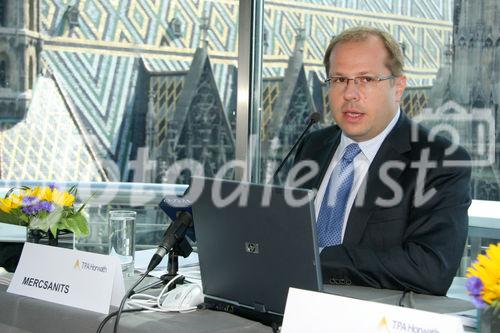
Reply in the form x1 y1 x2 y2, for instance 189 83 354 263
245 242 259 254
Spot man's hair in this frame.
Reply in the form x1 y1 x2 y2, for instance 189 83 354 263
323 26 404 76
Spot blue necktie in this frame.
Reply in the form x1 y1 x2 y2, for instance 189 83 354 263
316 143 361 247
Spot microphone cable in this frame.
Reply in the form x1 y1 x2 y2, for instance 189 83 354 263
112 270 151 333
127 275 200 313
95 268 152 333
97 211 194 333
271 112 320 183
95 308 143 333
95 274 195 333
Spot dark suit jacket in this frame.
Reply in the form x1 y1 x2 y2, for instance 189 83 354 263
292 112 471 295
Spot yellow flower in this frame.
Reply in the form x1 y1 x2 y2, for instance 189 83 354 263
37 187 53 202
22 186 40 198
0 198 12 213
467 243 500 305
11 193 22 206
51 189 75 206
0 194 22 213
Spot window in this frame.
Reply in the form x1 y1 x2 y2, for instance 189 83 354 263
170 18 183 38
67 5 79 29
0 53 8 87
0 0 239 251
29 0 35 31
0 0 498 261
254 0 499 204
248 0 500 272
28 56 33 90
0 0 6 27
2 0 238 184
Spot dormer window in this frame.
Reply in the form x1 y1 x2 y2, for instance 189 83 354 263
67 5 79 29
170 18 183 38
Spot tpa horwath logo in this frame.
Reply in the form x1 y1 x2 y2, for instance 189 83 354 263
73 259 107 273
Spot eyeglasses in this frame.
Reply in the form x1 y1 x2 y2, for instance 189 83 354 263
324 74 395 90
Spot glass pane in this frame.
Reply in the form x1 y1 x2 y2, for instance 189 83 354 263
257 0 500 276
259 0 499 203
1 0 239 183
0 0 238 251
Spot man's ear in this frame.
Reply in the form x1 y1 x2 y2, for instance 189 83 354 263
394 75 407 103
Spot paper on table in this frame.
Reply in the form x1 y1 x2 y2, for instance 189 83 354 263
134 249 201 286
0 224 26 242
134 249 199 271
179 266 202 286
449 309 476 330
0 267 13 286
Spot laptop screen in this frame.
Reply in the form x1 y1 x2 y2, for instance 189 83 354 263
191 177 322 318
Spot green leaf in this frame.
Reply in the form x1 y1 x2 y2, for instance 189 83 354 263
0 210 26 226
73 213 90 237
76 192 95 213
68 185 78 197
30 216 49 232
49 224 58 238
45 208 63 228
4 186 29 199
61 217 71 230
60 217 75 237
492 301 500 316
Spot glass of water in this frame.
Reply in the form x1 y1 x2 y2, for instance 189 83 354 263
108 210 136 277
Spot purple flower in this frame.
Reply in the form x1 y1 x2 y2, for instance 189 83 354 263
21 197 54 216
466 276 487 309
469 295 487 309
21 196 39 215
22 196 38 205
21 205 34 215
37 201 54 213
466 276 483 294
48 183 60 190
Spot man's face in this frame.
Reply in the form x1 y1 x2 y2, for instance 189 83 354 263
327 35 406 142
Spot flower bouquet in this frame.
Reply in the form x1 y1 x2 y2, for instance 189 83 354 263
0 185 90 245
466 242 500 332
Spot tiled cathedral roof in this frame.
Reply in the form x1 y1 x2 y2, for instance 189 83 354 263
0 76 106 181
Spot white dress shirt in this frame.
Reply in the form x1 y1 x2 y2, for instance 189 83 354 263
314 110 401 244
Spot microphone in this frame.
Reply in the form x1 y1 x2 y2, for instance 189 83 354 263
147 211 193 271
272 112 320 182
159 195 195 241
159 196 192 221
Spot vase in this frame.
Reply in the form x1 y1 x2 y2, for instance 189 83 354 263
479 306 500 333
26 228 74 249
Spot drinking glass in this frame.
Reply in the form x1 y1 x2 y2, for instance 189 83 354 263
108 210 136 277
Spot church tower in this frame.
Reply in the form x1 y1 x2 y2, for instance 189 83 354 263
435 0 500 200
451 0 498 110
0 0 42 123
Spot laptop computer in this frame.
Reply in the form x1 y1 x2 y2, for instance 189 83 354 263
190 176 322 325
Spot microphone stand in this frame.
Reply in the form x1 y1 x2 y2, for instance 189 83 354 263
272 112 320 184
159 236 192 290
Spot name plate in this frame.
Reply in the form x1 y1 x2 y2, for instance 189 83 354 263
282 288 463 333
7 243 125 314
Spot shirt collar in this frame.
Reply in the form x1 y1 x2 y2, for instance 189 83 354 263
339 109 401 163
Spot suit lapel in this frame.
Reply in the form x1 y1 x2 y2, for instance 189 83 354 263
343 113 412 246
303 127 341 190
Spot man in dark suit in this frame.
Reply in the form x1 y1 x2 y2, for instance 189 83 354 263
292 27 471 295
